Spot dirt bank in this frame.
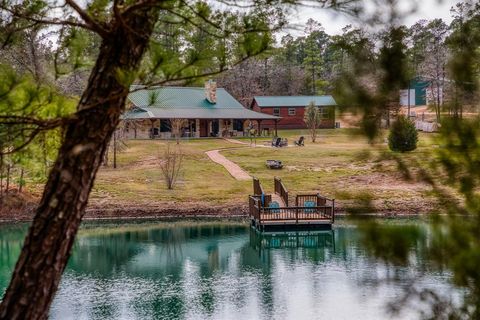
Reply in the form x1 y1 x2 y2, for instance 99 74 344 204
0 191 435 223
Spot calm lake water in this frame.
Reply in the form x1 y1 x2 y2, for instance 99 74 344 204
0 220 456 320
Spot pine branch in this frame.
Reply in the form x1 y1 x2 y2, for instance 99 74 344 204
0 4 95 32
64 0 110 37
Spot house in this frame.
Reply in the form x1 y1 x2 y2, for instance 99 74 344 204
122 81 280 139
250 95 337 130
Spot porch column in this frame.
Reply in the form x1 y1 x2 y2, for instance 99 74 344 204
195 119 200 138
257 120 262 136
150 119 155 139
274 119 278 137
219 119 224 137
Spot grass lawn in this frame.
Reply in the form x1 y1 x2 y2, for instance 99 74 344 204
90 129 440 214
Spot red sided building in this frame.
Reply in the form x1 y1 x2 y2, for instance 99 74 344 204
250 96 337 130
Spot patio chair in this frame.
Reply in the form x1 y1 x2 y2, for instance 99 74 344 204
279 138 288 147
304 200 316 213
272 137 282 147
268 201 280 213
294 136 305 146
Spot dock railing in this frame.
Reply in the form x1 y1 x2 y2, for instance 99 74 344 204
249 196 261 222
249 179 335 226
260 206 334 223
296 194 335 222
274 177 289 206
253 177 264 196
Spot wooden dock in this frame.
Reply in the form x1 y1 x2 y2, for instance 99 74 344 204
249 177 335 232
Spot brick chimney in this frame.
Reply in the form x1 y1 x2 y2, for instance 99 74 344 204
205 80 217 104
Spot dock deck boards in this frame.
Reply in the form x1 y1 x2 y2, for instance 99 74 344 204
270 194 286 207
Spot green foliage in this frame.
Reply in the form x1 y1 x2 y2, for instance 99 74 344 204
329 5 480 317
0 64 76 185
388 115 418 152
56 28 100 76
135 4 282 86
448 2 480 95
303 19 328 94
436 118 480 205
378 27 410 95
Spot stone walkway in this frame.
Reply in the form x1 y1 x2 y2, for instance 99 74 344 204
206 138 297 181
205 149 252 181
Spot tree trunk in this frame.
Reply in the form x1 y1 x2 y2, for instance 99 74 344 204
436 81 441 123
41 131 48 177
103 143 109 167
0 153 3 199
310 126 316 143
18 168 24 193
113 131 117 169
0 7 158 320
5 162 10 194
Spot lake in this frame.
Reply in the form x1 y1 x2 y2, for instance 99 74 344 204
0 220 456 319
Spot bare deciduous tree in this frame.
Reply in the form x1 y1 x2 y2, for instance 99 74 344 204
159 144 184 190
169 118 188 144
304 102 322 142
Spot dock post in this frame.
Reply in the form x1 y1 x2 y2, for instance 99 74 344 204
258 207 261 226
332 199 335 223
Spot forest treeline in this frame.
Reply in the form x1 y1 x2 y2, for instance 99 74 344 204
220 3 480 118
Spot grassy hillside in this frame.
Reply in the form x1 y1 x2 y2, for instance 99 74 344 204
88 129 439 215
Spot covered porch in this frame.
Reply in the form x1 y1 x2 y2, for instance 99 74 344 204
122 117 279 140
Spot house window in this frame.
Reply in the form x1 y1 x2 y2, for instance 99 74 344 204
288 108 296 116
318 107 329 119
273 108 280 116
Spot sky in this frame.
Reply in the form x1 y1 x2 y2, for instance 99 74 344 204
286 0 459 35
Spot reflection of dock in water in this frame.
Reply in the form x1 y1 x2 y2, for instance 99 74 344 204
250 228 335 252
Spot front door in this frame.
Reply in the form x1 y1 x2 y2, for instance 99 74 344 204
211 120 219 136
200 120 208 137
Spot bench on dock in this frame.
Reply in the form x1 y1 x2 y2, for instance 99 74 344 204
249 177 335 231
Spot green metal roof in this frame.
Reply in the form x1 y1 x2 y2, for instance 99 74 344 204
253 95 337 107
124 86 279 120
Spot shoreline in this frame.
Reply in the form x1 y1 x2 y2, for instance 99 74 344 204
0 204 426 224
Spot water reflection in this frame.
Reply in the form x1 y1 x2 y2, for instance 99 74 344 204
249 230 335 265
0 221 454 320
